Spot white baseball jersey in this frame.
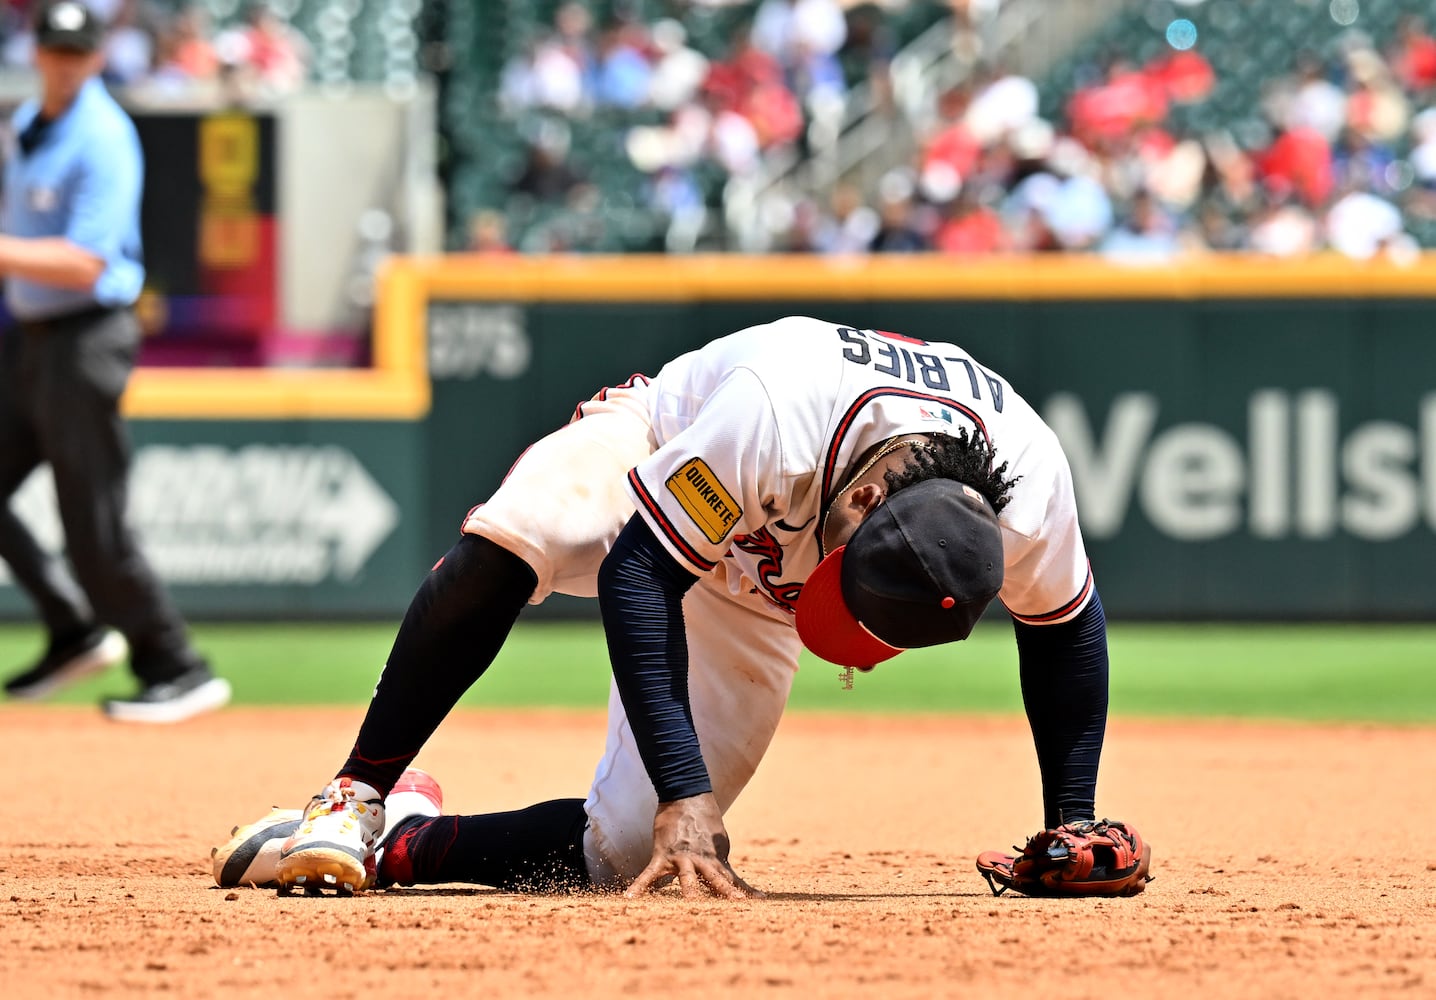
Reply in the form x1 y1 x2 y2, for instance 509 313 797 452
626 315 1092 626
463 314 1095 883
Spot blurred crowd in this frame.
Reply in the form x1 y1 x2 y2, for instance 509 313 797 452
477 0 930 253
770 11 1436 260
494 0 887 189
6 0 1432 259
473 0 1436 259
0 0 310 102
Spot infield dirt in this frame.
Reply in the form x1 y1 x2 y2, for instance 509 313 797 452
1 706 1431 998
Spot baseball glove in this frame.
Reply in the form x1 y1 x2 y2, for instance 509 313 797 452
976 818 1152 898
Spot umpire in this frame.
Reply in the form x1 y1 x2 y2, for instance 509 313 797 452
0 0 228 722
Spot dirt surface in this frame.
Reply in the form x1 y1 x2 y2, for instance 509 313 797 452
1 706 1432 999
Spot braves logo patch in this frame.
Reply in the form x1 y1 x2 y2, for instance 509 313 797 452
666 458 742 544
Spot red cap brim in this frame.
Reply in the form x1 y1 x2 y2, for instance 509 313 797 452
795 546 904 669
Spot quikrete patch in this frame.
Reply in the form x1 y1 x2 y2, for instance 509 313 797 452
666 458 742 544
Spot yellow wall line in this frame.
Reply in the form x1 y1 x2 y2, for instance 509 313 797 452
122 253 1436 420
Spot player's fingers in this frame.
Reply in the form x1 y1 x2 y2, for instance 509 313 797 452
676 863 704 899
725 865 766 900
623 860 671 899
694 859 751 900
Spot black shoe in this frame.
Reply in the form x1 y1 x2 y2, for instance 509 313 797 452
101 665 232 724
4 627 128 701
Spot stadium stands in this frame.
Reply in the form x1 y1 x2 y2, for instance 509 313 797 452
433 0 951 252
4 0 1432 255
1033 0 1436 254
431 0 1436 255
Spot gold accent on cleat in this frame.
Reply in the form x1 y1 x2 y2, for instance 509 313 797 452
276 847 372 895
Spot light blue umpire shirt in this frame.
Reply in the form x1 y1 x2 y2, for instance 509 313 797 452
2 75 145 321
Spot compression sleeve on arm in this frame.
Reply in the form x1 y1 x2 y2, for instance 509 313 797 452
1012 587 1109 829
597 513 708 802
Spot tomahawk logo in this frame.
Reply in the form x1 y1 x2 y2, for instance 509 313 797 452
0 445 398 586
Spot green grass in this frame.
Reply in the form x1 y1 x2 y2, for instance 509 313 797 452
2 620 1434 723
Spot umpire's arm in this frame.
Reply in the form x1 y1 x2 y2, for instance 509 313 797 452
0 234 103 288
0 117 136 289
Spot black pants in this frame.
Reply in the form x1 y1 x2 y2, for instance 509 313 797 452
0 307 198 684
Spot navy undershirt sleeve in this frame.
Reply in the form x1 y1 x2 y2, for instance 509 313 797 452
1012 588 1109 829
597 513 709 802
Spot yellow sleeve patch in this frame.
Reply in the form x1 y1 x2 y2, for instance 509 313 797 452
665 458 743 544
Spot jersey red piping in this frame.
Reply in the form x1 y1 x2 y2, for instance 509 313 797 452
1005 565 1094 625
820 388 991 501
571 373 652 422
627 468 718 572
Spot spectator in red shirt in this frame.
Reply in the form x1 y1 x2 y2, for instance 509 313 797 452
704 25 802 149
1258 125 1333 208
921 85 981 180
1146 48 1215 105
1067 57 1168 144
1390 15 1436 94
933 187 1008 254
168 4 218 80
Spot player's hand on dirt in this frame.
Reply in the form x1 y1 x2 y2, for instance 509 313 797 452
625 793 763 900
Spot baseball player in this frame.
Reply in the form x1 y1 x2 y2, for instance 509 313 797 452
259 315 1148 899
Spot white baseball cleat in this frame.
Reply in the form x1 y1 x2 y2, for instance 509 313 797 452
212 808 303 888
276 777 385 896
213 769 442 892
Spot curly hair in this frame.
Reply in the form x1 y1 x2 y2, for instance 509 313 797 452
883 428 1020 515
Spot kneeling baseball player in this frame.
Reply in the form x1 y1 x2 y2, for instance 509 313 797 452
214 316 1151 900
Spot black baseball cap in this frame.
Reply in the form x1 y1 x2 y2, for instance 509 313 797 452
34 0 103 53
795 478 1005 668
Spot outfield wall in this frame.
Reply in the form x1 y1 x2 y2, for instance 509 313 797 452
3 256 1435 620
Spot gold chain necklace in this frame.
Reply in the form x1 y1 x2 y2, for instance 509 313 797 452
816 437 925 559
